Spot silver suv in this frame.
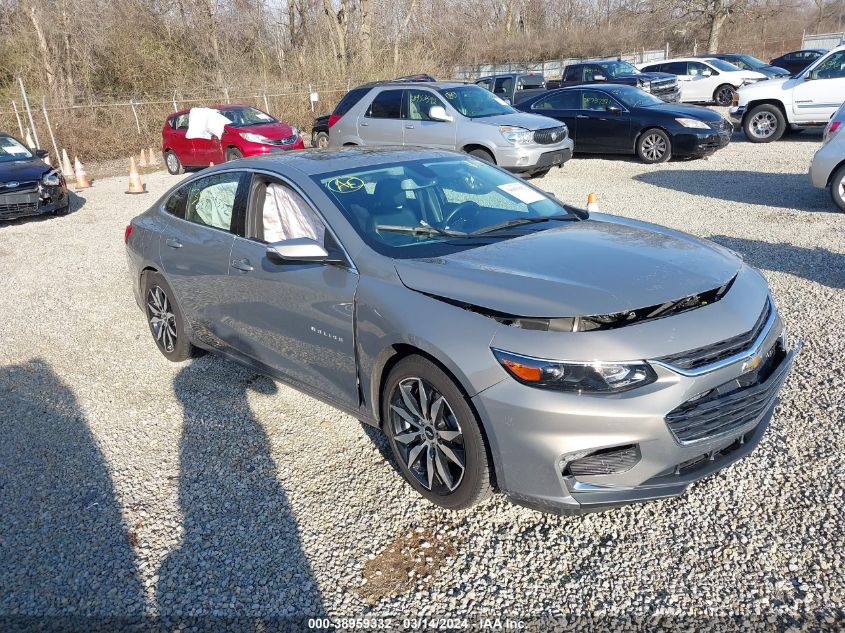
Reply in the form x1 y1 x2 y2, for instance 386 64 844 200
327 81 574 177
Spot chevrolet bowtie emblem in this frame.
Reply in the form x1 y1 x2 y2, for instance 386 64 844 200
741 353 763 373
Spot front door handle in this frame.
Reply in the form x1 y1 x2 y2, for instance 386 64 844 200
231 258 254 272
360 121 369 126
576 114 589 119
165 238 183 249
405 124 415 129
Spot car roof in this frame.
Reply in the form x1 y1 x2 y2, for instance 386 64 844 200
169 103 263 117
364 80 468 89
548 83 634 92
217 146 463 177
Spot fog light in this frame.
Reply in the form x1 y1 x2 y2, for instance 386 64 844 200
516 155 530 166
564 445 641 477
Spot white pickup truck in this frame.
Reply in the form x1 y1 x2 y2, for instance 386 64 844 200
730 45 845 142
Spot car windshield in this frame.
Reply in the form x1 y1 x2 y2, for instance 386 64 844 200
596 60 640 77
737 55 767 69
313 157 577 258
707 58 741 72
0 136 33 162
604 86 663 108
438 86 515 118
218 106 277 127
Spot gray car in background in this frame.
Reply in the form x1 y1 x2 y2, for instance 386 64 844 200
125 147 798 515
328 81 574 178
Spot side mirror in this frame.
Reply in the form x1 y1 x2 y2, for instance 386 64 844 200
606 104 623 115
593 74 607 81
702 70 713 77
35 149 48 158
266 237 332 263
428 105 454 122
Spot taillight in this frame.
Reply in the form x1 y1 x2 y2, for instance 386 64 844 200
823 120 841 144
328 114 341 128
124 224 133 244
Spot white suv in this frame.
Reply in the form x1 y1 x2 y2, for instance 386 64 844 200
730 45 845 143
639 57 767 105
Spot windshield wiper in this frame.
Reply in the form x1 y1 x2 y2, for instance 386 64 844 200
471 213 578 236
376 224 469 238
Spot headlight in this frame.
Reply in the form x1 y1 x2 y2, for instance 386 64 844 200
240 132 271 144
499 126 534 144
41 169 62 186
492 349 657 393
675 118 710 129
291 127 299 137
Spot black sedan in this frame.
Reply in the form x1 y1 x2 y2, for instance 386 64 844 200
0 133 69 221
769 49 826 75
516 84 732 164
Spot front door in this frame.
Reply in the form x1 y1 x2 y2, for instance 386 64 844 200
791 50 845 123
158 171 248 340
358 88 405 146
576 89 631 152
223 176 360 410
686 61 717 102
402 89 457 150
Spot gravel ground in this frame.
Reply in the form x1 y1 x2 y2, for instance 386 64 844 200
0 128 843 631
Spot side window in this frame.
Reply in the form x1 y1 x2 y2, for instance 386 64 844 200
476 79 492 91
493 77 513 96
533 91 580 110
171 114 188 130
732 58 749 70
335 86 371 116
581 90 612 111
366 89 403 119
813 51 845 79
184 172 243 232
164 184 189 218
257 181 326 245
584 65 605 81
664 62 688 75
640 64 659 73
405 89 446 121
563 66 582 81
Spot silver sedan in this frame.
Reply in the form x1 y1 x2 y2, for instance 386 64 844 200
125 147 798 514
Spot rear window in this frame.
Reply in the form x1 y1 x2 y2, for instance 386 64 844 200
518 75 544 89
334 86 371 116
170 114 188 130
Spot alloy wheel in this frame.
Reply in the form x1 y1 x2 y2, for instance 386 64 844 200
317 134 329 149
147 285 177 353
750 112 777 139
716 86 734 106
389 377 466 493
642 133 667 161
166 153 179 173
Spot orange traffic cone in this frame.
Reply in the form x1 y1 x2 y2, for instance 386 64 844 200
25 129 35 149
139 148 148 168
148 147 158 166
73 157 92 189
126 157 147 194
61 149 73 177
586 192 599 213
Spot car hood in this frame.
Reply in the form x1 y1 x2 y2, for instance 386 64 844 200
394 218 742 318
644 102 724 121
472 111 562 131
615 71 675 82
229 121 296 140
0 158 51 182
733 70 768 81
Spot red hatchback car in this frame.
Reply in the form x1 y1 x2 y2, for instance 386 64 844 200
161 104 305 174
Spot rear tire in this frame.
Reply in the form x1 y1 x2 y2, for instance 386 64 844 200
165 150 184 175
831 164 845 212
636 128 671 163
467 148 496 164
713 84 736 106
142 271 202 362
226 147 243 162
743 104 786 143
382 355 493 510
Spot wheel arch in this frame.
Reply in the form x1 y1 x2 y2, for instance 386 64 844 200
742 99 788 124
827 158 845 187
461 143 497 163
634 125 672 153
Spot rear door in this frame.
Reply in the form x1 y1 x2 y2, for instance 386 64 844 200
528 90 581 144
223 173 360 410
164 113 193 164
662 62 695 100
358 88 405 145
402 88 456 149
575 89 631 152
493 76 514 103
158 170 249 342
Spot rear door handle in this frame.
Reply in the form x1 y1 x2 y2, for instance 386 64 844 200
231 258 254 272
165 238 183 249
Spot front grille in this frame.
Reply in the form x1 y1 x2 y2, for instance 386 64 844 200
0 201 39 220
567 445 640 477
0 180 38 192
650 79 677 94
533 126 567 145
266 135 298 146
665 341 788 444
658 299 771 370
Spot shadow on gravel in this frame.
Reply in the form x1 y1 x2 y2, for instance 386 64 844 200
0 359 146 627
709 234 845 289
635 170 834 212
156 358 325 627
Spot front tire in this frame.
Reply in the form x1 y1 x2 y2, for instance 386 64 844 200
831 164 845 212
743 104 786 143
142 272 202 362
467 148 496 164
165 150 184 175
314 131 329 149
713 84 736 106
637 128 671 163
382 356 493 510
